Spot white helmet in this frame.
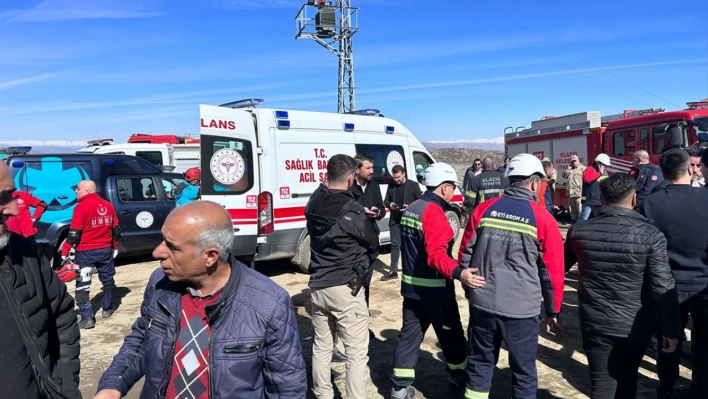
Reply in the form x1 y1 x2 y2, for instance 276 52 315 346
423 163 459 187
594 153 611 166
505 153 546 179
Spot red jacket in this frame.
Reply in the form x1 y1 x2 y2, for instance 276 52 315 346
6 191 47 238
61 193 119 255
458 187 565 318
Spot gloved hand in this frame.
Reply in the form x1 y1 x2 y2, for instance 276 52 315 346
113 250 118 259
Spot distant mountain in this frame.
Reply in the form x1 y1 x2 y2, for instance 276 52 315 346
423 137 504 152
0 140 85 155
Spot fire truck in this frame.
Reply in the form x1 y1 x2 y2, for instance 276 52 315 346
504 100 708 206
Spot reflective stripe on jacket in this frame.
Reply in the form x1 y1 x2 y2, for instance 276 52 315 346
458 187 565 318
400 191 462 302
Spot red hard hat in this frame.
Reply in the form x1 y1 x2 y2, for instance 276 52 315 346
185 167 201 182
55 263 79 283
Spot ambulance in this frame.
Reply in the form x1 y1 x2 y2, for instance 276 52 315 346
77 136 200 173
199 99 464 271
504 100 708 207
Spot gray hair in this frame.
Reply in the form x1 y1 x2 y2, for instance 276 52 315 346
0 231 9 251
193 214 234 262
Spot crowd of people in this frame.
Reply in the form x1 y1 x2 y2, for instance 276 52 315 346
0 144 706 399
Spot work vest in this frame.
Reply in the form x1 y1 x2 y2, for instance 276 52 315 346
399 199 456 302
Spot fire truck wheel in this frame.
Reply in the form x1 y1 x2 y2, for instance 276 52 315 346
446 210 461 242
295 235 311 273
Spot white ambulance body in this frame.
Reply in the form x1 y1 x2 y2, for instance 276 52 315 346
199 101 464 271
77 141 199 173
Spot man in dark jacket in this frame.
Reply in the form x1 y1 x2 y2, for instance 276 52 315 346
565 172 680 398
496 157 510 174
638 149 708 399
306 154 379 399
463 157 506 214
631 150 664 206
350 153 385 307
389 163 483 399
0 161 81 399
459 153 565 399
382 164 422 281
94 201 306 399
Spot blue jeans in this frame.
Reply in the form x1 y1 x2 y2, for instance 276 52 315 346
75 247 116 320
579 204 594 221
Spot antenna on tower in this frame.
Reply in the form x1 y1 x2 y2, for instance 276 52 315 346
296 0 359 114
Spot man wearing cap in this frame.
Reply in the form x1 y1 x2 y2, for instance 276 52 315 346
579 153 611 221
175 167 200 207
631 150 663 206
458 153 565 399
388 163 484 399
562 155 585 221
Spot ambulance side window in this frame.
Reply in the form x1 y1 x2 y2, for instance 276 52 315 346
200 135 254 195
136 151 163 166
354 144 407 185
117 177 156 201
413 152 434 183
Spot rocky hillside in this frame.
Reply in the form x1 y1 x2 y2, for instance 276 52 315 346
428 148 505 181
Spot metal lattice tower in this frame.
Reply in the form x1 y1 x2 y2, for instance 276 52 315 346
296 1 359 114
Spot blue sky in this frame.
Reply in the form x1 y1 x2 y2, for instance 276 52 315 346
1 0 707 147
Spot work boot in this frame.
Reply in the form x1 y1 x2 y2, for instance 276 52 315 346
390 386 415 399
447 374 466 393
381 271 398 281
79 318 96 330
102 308 114 319
332 347 348 363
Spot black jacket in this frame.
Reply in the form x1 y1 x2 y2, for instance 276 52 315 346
384 179 422 226
635 163 664 206
350 179 386 222
0 234 81 398
638 184 708 293
306 186 379 288
564 206 681 339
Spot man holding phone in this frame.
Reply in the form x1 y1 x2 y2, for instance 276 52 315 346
383 164 422 281
351 154 386 305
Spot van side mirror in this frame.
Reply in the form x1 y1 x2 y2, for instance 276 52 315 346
669 126 683 147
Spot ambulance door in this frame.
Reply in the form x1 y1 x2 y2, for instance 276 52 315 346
199 105 260 257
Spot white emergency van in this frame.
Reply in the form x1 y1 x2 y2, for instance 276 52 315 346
77 140 199 173
199 99 464 271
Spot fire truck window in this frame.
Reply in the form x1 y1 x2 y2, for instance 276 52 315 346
413 152 434 183
695 118 708 143
640 128 650 152
653 129 671 154
355 144 407 185
200 135 253 195
613 131 633 156
135 151 163 166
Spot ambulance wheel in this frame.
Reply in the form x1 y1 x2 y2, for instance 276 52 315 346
295 235 311 273
446 210 461 241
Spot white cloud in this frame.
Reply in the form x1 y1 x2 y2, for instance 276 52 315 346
0 140 87 147
10 0 162 22
0 73 59 90
426 137 504 144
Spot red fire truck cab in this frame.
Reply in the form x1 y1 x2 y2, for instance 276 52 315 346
504 100 708 207
127 133 200 145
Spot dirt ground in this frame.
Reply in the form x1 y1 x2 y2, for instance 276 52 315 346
78 222 692 398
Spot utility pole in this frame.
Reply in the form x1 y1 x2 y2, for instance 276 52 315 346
296 1 359 114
